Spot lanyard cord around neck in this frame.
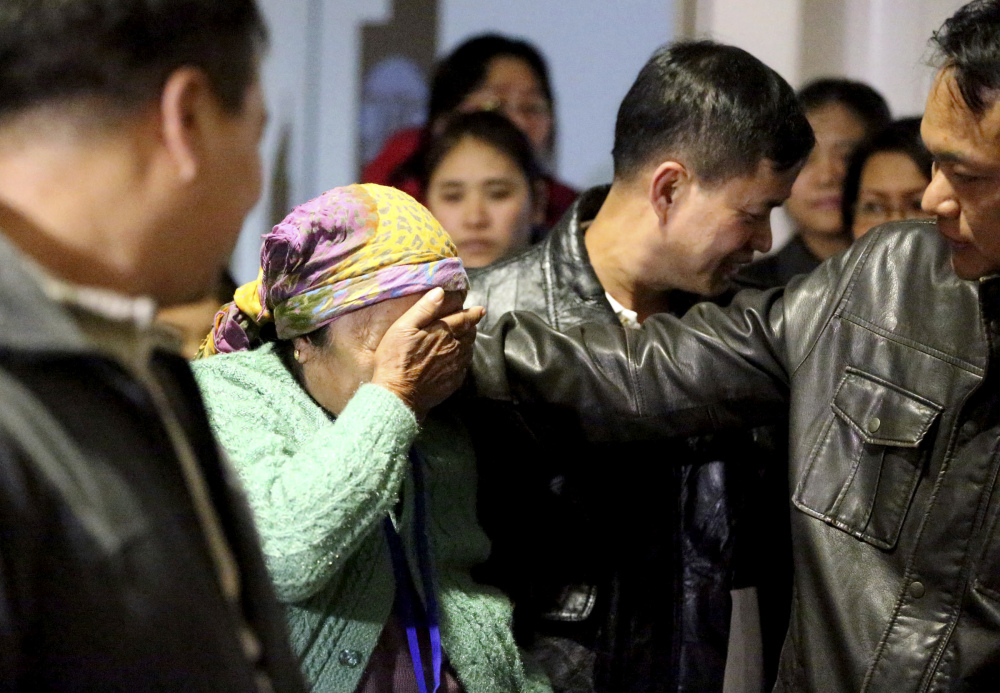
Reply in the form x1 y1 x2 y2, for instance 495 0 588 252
382 447 442 693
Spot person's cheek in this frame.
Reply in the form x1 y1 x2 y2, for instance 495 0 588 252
498 201 525 248
792 162 818 194
435 202 462 242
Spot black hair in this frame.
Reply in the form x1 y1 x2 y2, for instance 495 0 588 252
841 117 932 233
215 269 239 306
612 40 815 183
931 0 1000 115
797 78 891 136
389 33 554 188
427 34 553 133
422 110 543 196
0 0 267 120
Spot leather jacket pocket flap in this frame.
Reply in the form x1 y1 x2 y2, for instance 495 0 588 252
832 369 942 448
794 369 941 550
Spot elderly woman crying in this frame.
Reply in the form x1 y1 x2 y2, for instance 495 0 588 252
193 184 550 693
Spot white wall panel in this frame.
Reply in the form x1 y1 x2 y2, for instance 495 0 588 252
232 0 389 282
232 0 675 281
701 0 803 83
440 0 674 189
841 0 966 117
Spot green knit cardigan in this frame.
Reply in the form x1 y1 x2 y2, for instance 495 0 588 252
193 344 550 693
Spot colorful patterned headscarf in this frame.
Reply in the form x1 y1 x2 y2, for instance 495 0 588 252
199 183 467 357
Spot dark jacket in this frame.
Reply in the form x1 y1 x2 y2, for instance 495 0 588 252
466 187 771 693
738 234 822 290
473 219 1000 692
0 235 307 692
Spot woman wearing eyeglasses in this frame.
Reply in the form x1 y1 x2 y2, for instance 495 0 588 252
842 117 934 240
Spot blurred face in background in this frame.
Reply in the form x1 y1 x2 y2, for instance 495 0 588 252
851 151 932 239
786 102 868 239
427 134 538 268
459 56 553 156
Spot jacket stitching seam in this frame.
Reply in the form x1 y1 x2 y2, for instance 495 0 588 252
840 312 983 375
860 383 978 692
791 409 837 510
788 225 876 378
542 236 559 330
918 434 1000 691
972 459 1000 601
625 328 646 417
915 296 1000 688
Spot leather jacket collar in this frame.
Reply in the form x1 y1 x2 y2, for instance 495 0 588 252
545 184 609 306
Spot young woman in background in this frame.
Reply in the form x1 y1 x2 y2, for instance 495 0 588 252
425 111 546 268
841 117 933 240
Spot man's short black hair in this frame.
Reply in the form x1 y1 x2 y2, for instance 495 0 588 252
797 78 891 136
612 40 814 183
932 0 1000 116
0 0 267 120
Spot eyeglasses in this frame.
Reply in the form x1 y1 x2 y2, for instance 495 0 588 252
854 196 929 222
461 90 551 122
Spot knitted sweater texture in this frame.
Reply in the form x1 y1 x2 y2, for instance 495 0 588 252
193 344 549 693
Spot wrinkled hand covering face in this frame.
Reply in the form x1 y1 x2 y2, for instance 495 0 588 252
201 183 468 356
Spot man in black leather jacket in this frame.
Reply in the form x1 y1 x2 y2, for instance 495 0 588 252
470 2 1000 690
466 42 813 692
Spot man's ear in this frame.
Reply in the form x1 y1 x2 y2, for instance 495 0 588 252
531 179 549 225
648 161 687 227
159 67 215 184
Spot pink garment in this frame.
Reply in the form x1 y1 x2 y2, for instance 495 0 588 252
354 615 466 693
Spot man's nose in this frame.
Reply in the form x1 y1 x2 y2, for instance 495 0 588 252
817 151 847 186
751 221 773 254
922 166 959 218
463 194 489 228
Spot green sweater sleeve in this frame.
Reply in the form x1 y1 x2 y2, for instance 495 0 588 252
193 348 419 603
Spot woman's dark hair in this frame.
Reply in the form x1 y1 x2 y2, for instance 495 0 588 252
797 78 892 137
841 117 933 233
428 34 553 130
422 110 543 195
390 33 554 188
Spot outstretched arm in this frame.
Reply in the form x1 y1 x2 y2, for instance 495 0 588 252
471 245 860 442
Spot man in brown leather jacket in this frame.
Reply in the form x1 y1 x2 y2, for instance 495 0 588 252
466 42 813 693
470 1 1000 690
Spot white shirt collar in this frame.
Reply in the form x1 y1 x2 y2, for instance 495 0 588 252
26 261 157 328
604 291 640 329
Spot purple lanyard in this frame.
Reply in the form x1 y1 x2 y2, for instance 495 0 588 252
382 447 442 693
